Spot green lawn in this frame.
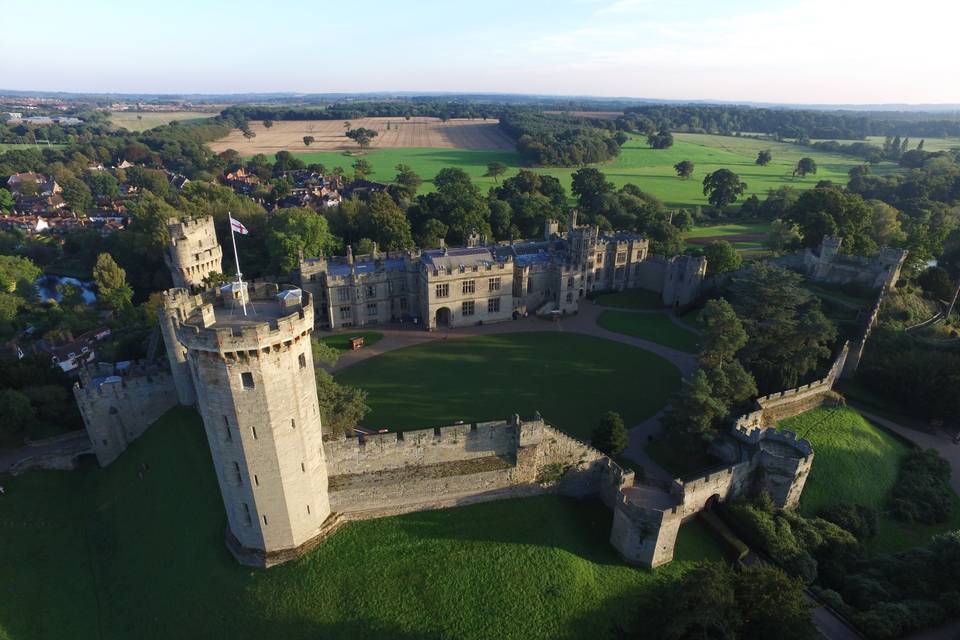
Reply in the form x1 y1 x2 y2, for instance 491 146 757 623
683 221 771 239
0 143 65 152
0 407 727 640
109 110 217 131
594 289 665 310
336 332 681 439
285 133 891 209
778 407 960 552
596 311 700 354
317 330 384 351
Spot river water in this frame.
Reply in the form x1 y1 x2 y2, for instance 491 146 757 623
35 275 97 305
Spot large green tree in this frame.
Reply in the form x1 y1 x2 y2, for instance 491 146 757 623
673 160 694 179
793 157 817 178
702 169 747 209
345 127 378 150
702 240 741 277
727 264 837 392
266 208 340 274
784 187 876 255
360 192 414 251
408 168 490 245
93 253 133 310
591 411 628 456
60 177 93 214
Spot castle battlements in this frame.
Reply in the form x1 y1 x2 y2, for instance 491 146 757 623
164 216 223 290
172 283 314 353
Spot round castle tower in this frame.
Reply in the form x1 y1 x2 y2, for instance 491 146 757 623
164 216 223 290
166 282 332 567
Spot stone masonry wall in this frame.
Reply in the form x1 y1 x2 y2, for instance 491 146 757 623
323 417 621 521
74 370 177 467
754 344 849 425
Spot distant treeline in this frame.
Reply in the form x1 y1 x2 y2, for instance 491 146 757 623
220 102 503 123
498 111 623 166
618 105 960 139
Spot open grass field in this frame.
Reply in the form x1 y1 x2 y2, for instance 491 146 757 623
0 407 727 640
210 117 514 155
276 132 890 212
0 142 65 152
683 220 771 251
596 311 700 354
778 407 960 552
335 332 681 439
108 110 218 131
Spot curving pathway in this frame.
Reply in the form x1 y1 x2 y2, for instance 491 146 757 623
330 302 697 376
325 301 693 484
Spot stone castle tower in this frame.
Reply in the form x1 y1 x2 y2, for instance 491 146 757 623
164 216 223 290
165 283 333 566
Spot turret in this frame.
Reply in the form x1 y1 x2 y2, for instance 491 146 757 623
165 216 223 290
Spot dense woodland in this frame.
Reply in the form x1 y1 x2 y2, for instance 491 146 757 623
619 104 960 139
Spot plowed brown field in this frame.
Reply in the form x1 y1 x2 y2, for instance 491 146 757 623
209 117 514 154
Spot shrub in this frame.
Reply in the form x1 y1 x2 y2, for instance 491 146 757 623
591 411 628 456
818 503 878 540
888 449 954 524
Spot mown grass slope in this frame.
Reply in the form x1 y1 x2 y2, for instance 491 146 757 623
0 407 726 640
779 407 960 552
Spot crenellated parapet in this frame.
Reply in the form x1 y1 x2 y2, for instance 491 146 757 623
164 216 223 290
171 283 313 354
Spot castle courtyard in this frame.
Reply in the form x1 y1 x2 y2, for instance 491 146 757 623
335 331 682 440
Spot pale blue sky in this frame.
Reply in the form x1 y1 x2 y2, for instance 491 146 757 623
1 0 956 103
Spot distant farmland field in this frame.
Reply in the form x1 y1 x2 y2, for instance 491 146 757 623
0 142 65 152
210 117 514 155
109 110 218 131
281 132 896 212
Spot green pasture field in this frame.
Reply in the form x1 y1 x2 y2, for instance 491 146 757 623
0 142 66 152
596 311 700 354
282 133 894 209
109 110 217 131
778 407 960 552
0 408 727 640
335 332 681 440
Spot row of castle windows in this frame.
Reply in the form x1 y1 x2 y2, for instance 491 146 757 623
435 278 501 299
335 281 408 303
337 297 408 320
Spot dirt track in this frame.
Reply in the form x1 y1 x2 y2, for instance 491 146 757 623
209 117 515 155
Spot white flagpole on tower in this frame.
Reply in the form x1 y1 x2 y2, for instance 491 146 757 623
229 212 247 316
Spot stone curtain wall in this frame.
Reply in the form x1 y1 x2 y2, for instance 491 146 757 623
755 344 849 425
74 369 177 466
323 417 626 521
842 288 886 378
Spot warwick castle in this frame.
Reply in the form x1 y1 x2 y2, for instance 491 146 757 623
68 214 891 569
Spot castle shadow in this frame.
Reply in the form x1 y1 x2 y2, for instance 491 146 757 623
381 494 630 568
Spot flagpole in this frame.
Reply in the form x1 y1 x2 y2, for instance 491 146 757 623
229 212 247 316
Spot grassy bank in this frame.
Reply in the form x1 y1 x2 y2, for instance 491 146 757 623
0 407 726 640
